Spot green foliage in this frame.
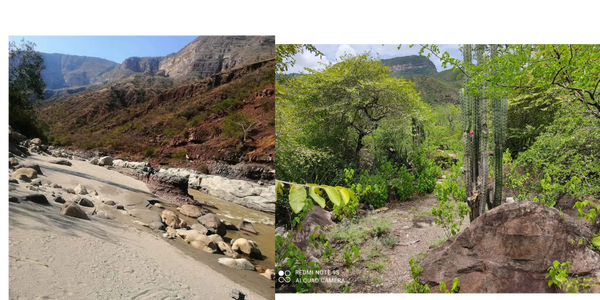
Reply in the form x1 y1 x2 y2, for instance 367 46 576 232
331 169 361 220
546 260 600 293
211 97 240 113
433 165 470 238
9 39 46 138
417 44 600 119
275 230 322 293
172 148 187 159
222 111 256 141
573 200 599 224
413 155 442 195
510 104 600 201
144 147 155 158
343 245 360 267
378 234 397 248
275 44 324 75
405 258 430 293
439 278 460 293
531 173 563 207
276 180 355 215
276 51 430 185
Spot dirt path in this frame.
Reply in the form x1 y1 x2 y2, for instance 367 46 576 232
314 181 470 293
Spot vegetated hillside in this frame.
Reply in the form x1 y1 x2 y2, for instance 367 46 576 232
381 55 438 77
383 55 466 105
40 59 276 168
40 53 119 89
409 72 465 105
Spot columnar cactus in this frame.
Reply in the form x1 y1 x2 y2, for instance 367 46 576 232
461 44 473 206
461 44 507 221
476 44 489 217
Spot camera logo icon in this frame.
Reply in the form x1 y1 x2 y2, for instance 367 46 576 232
277 270 291 283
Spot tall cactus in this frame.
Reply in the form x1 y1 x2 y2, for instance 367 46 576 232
461 44 473 205
476 44 489 217
491 45 508 207
460 44 508 220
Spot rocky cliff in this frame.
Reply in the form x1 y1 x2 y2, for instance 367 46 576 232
381 55 438 77
158 36 275 79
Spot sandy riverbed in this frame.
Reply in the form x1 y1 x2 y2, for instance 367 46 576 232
9 153 272 299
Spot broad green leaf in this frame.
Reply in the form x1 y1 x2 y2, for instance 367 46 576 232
289 184 307 214
275 180 284 195
308 186 326 208
592 236 600 247
324 186 341 206
336 187 350 205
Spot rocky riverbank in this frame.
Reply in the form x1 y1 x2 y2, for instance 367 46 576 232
45 147 276 214
8 127 275 299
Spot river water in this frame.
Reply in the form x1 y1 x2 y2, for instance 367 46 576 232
188 189 275 270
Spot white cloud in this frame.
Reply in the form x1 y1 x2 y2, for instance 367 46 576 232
286 44 463 74
334 44 356 60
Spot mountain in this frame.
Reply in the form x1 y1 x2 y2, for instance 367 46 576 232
40 36 276 98
40 37 276 171
39 53 119 89
382 55 466 105
381 55 438 77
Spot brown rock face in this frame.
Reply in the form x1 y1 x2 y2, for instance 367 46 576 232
142 172 194 205
159 36 274 79
420 201 600 293
120 57 162 75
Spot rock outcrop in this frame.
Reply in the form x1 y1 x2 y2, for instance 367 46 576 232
199 176 275 213
419 201 600 293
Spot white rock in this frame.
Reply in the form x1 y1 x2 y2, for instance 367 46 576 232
74 184 88 195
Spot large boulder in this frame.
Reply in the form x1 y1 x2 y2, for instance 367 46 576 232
70 195 94 207
218 258 255 271
197 213 227 237
74 184 88 195
60 201 90 220
231 238 263 259
20 164 43 175
21 194 50 205
143 172 194 205
293 206 334 251
420 201 600 293
199 176 275 213
237 219 258 235
217 241 239 258
30 138 42 146
161 209 187 229
13 168 38 180
10 130 27 143
178 204 203 218
98 156 113 166
189 235 218 253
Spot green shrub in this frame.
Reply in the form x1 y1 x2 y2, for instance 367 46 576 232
212 97 240 113
198 164 209 174
144 148 155 158
172 148 187 159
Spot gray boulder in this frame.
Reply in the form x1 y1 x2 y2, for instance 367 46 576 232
60 201 89 220
197 213 227 237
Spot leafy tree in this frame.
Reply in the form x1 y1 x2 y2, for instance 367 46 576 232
9 39 46 137
279 52 429 166
275 44 324 75
222 111 256 142
416 44 600 119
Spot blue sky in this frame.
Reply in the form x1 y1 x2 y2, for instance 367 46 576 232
286 44 462 74
8 36 198 64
